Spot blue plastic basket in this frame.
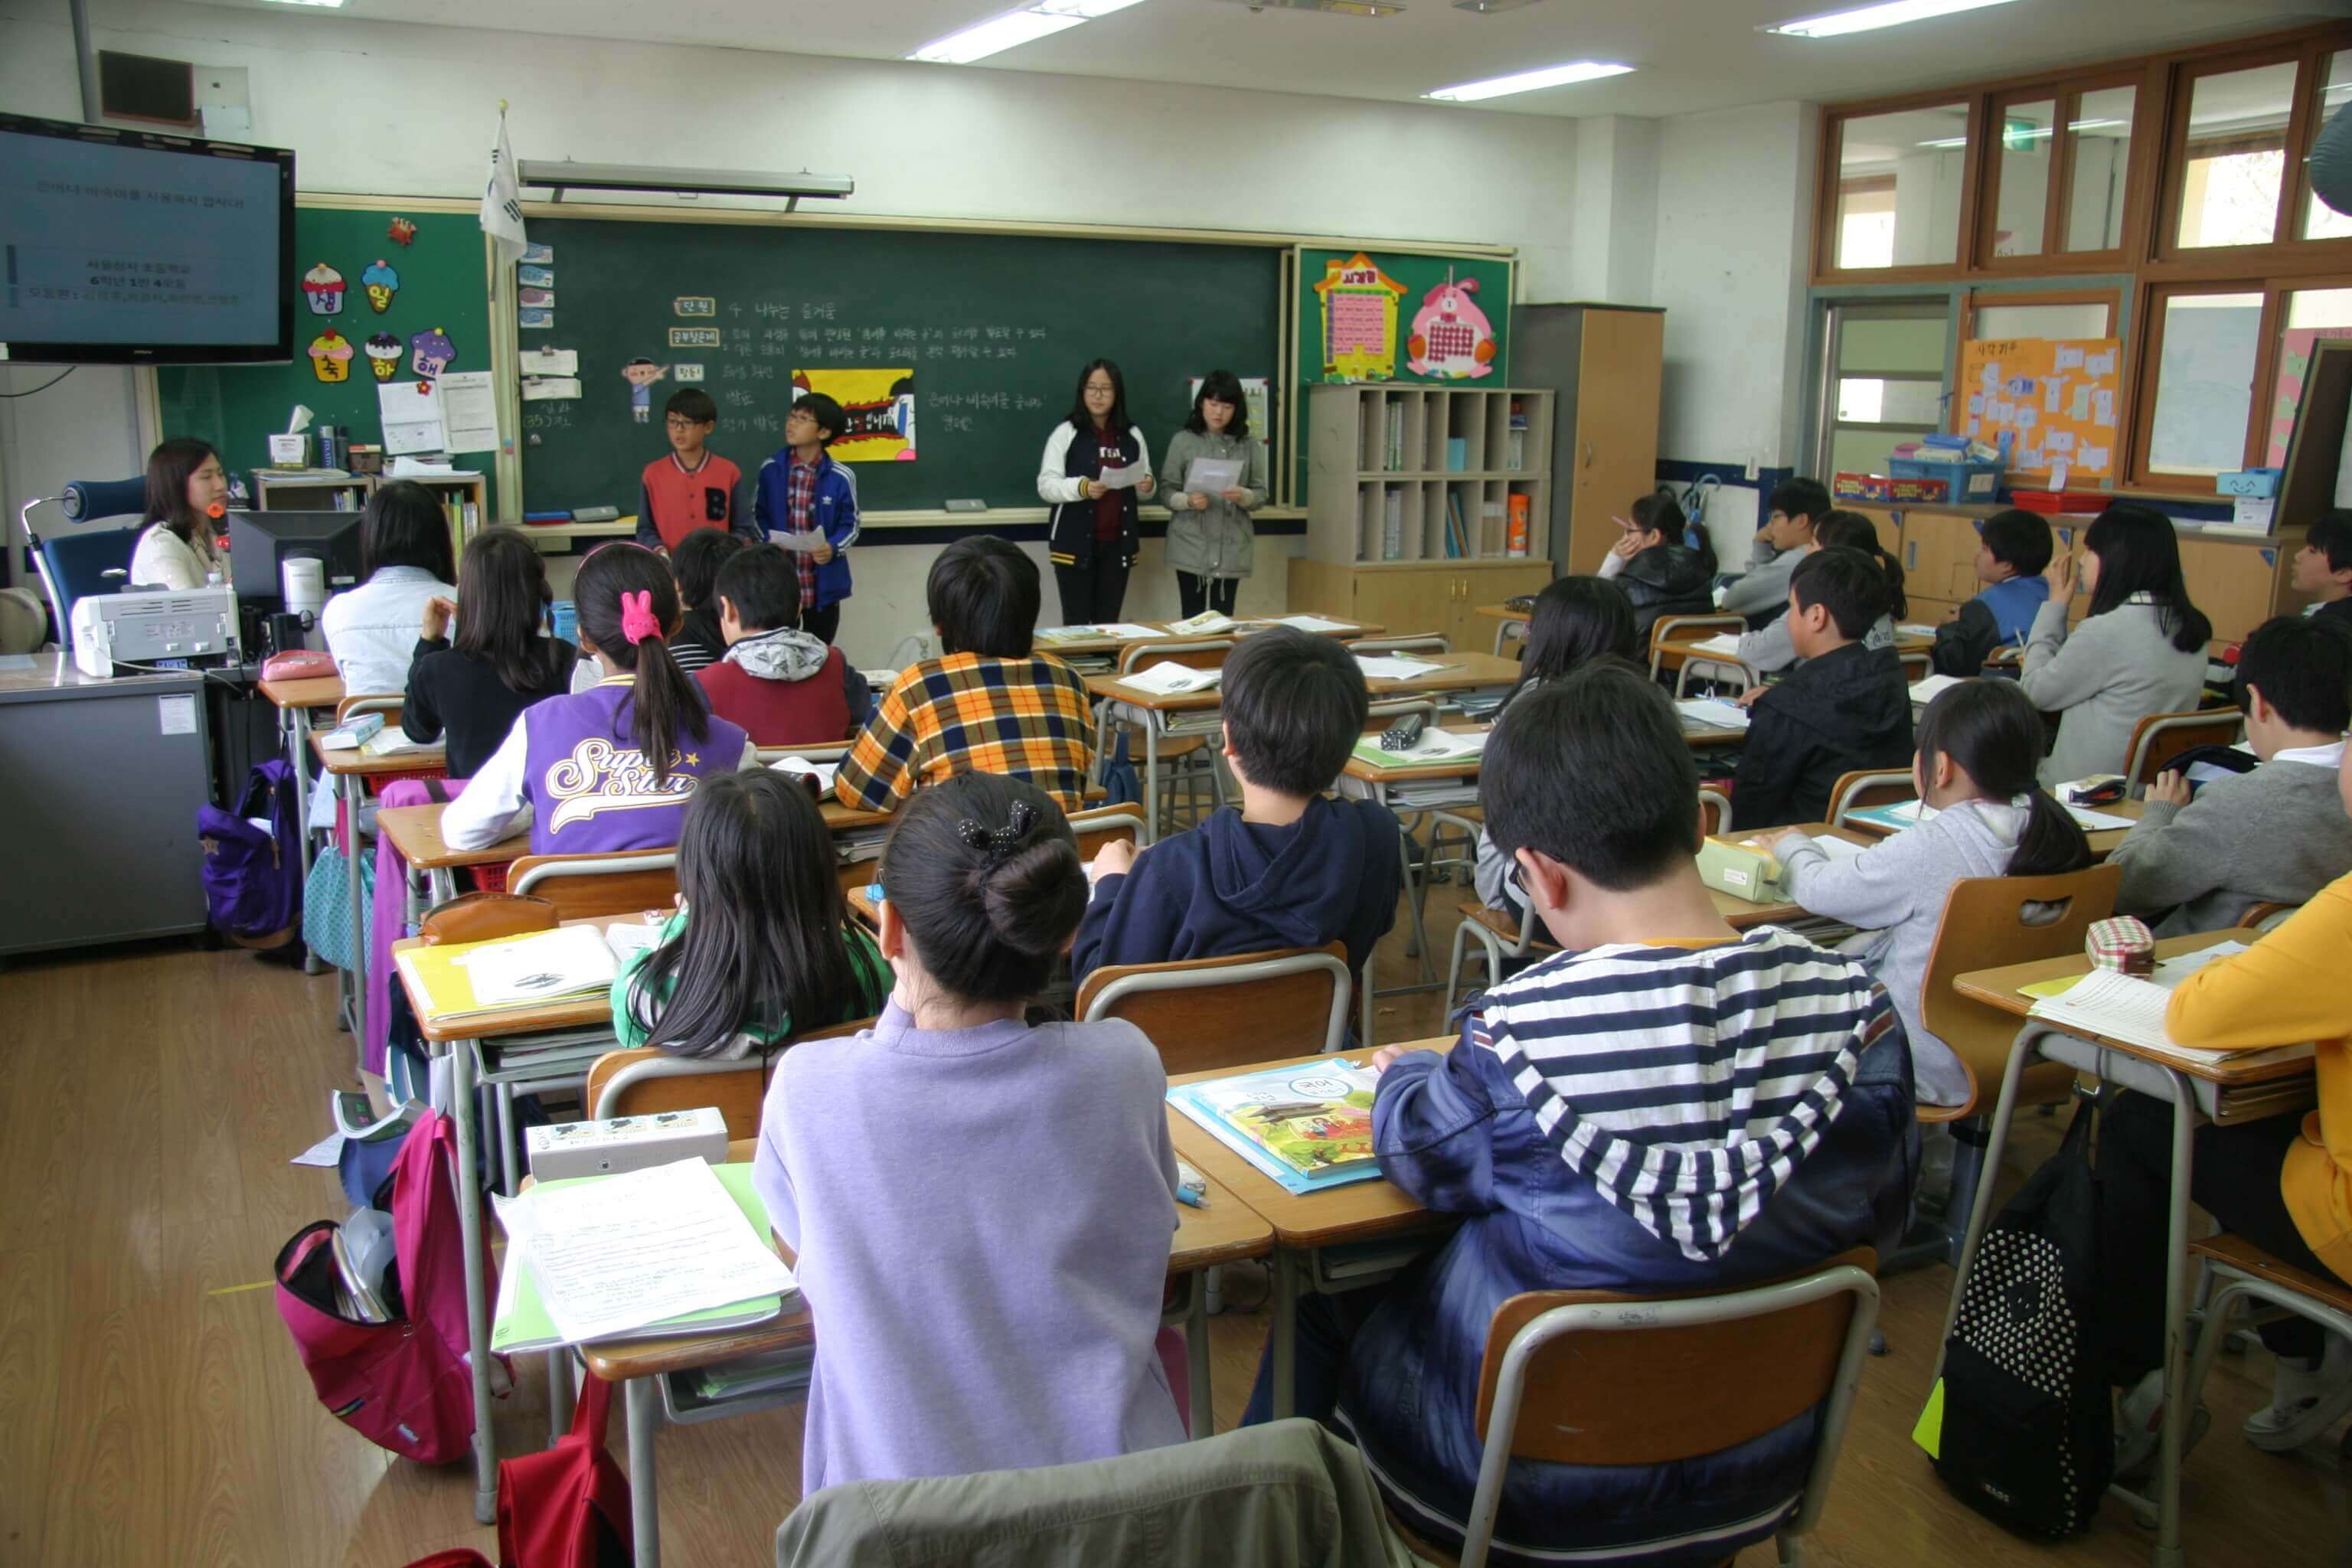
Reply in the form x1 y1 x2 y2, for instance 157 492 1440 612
1888 456 2003 503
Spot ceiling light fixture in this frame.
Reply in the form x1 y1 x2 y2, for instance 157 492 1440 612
910 0 1147 66
1763 0 2018 40
1452 0 1545 12
1426 60 1634 103
1210 0 1406 15
258 0 348 8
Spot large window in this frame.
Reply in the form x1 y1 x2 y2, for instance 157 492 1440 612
1980 79 2139 266
2143 290 2265 477
2175 60 2298 250
1831 104 1970 271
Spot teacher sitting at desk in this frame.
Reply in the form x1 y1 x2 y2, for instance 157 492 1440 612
1039 358 1153 625
129 438 230 590
1159 368 1266 620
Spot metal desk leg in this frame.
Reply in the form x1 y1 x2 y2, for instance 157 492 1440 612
496 1085 519 1198
449 1036 498 1524
626 1374 662 1568
1187 1277 1214 1439
430 865 457 909
342 772 368 1050
1269 1249 1298 1422
286 705 327 975
2149 1061 2199 1568
1143 717 1161 845
547 1349 576 1447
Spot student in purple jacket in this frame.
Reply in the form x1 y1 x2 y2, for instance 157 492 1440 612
753 772 1187 1491
442 543 756 855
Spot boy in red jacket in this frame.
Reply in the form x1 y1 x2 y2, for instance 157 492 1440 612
697 544 871 746
636 387 756 554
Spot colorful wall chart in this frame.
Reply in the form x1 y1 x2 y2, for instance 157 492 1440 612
1955 336 2123 479
791 367 917 462
1311 253 1406 381
1297 248 1512 387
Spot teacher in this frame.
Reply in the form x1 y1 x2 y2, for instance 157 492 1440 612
1038 358 1153 626
1159 370 1265 619
129 437 231 590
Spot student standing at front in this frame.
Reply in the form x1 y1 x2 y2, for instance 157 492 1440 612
754 393 860 646
1039 358 1154 624
1159 370 1265 619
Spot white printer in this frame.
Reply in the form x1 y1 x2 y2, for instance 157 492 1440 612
70 586 242 678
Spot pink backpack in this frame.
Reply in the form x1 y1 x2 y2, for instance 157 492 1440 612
274 1111 500 1465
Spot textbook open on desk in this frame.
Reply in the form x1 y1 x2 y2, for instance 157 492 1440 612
394 923 627 1028
1168 1061 1383 1195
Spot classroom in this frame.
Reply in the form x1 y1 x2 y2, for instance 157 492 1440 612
6 0 2352 1563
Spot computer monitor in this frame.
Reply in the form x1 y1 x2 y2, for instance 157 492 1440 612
228 508 364 609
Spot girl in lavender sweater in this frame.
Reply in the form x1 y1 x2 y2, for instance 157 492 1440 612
753 773 1186 1491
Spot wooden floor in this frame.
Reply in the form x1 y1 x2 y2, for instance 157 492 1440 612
5 897 2350 1567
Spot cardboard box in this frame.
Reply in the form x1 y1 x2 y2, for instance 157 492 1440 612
1833 472 1952 505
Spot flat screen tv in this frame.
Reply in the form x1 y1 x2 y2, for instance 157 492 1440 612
0 111 296 365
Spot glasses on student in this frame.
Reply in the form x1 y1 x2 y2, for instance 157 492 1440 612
664 415 704 430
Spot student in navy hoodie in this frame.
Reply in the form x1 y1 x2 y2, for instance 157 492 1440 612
1071 626 1402 986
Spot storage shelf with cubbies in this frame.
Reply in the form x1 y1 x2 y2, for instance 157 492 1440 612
1307 384 1556 567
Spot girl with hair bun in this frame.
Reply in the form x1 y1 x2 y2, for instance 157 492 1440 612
752 770 1188 1491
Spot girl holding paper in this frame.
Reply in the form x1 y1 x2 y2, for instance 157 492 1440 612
1159 370 1266 620
1039 358 1153 625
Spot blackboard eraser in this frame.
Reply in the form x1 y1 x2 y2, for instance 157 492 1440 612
571 505 622 522
943 498 988 513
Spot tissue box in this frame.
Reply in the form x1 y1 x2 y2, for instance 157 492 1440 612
2216 468 2280 498
1697 836 1786 905
266 433 311 467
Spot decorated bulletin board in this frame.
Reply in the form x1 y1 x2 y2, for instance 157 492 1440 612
1956 335 2122 481
1295 248 1512 386
2267 326 2352 468
157 204 499 512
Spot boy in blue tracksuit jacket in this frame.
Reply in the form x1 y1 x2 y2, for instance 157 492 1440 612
753 391 859 646
1071 627 1400 988
1929 506 2053 676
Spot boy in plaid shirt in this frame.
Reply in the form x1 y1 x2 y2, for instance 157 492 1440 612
838 537 1096 812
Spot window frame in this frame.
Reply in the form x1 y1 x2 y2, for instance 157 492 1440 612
1815 91 1988 285
1975 70 2152 273
2151 34 2352 276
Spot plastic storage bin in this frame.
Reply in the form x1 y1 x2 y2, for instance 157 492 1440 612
1889 456 2003 503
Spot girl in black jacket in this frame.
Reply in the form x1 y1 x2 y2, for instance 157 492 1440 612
1599 491 1717 645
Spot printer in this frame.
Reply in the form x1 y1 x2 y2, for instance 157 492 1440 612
70 586 242 678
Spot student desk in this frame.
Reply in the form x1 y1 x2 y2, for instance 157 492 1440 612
1700 823 1877 933
1338 727 1491 995
1165 1040 1462 1422
312 733 448 1039
1087 651 1524 844
1942 929 2312 1568
1655 630 1936 696
1847 795 2146 858
581 1140 1272 1567
1473 602 1530 655
256 672 343 909
1039 616 1383 662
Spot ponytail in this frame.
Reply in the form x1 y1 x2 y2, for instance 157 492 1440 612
572 544 712 786
1819 510 1907 620
1916 678 2090 877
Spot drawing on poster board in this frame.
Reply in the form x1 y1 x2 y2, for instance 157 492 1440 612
410 326 459 381
1406 271 1496 381
302 263 345 316
622 358 671 423
360 259 400 314
1313 253 1406 381
308 330 353 384
365 332 402 382
789 368 916 462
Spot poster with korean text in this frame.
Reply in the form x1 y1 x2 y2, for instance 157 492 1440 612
1956 336 2122 480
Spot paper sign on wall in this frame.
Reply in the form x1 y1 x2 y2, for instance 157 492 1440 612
438 370 500 455
378 378 446 456
1955 335 2122 480
519 347 579 377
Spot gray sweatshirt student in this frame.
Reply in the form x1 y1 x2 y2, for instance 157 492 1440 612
1718 538 1799 623
1159 428 1266 585
2110 745 2352 936
1778 799 2033 1106
2018 594 2207 786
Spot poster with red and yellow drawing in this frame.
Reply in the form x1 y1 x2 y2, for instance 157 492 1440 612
790 368 917 462
1956 336 2122 479
1313 253 1406 382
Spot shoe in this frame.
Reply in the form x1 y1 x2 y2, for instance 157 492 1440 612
2245 1334 2352 1453
2114 1370 2212 1487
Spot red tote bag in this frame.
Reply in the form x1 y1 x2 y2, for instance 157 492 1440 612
497 1367 634 1568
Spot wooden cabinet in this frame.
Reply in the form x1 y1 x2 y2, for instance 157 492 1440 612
1513 304 1665 577
2178 535 2293 647
1290 557 1552 652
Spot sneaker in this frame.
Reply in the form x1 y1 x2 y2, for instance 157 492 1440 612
2114 1370 2211 1486
2245 1334 2352 1453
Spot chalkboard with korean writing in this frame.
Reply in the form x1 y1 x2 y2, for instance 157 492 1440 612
518 217 1282 515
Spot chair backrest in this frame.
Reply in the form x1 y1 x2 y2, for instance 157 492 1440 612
1899 650 1931 682
1827 769 1916 828
1457 1249 1880 1568
1351 635 1452 657
1119 636 1232 675
1075 942 1352 1073
1648 614 1746 677
2243 900 2301 933
1066 805 1145 861
336 694 403 725
1917 862 2122 1114
1698 786 1732 838
508 850 680 920
586 1014 877 1141
34 525 142 635
2122 707 2244 797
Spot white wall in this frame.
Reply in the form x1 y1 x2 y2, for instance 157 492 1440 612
0 0 1583 656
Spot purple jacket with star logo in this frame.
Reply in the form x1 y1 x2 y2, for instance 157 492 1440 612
517 679 747 856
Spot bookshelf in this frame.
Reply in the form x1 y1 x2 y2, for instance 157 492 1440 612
248 469 489 567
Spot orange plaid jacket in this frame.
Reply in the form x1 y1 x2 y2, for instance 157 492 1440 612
836 651 1099 812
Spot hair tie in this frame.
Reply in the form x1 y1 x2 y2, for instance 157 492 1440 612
956 800 1036 863
619 590 662 647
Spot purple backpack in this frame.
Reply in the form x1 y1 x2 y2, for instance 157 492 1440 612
200 758 302 949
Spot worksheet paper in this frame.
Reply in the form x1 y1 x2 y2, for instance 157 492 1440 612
1688 634 1744 658
1269 615 1354 634
518 347 580 377
437 371 501 455
377 380 447 456
1909 675 1965 705
1357 655 1452 681
1183 457 1244 495
1121 662 1222 695
499 1158 795 1345
1676 697 1751 732
772 531 828 554
1097 460 1151 491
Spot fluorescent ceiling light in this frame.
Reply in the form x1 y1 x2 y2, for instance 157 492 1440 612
1764 0 2017 40
1453 0 1545 11
1210 0 1406 12
910 0 1145 65
260 0 347 7
1426 60 1635 103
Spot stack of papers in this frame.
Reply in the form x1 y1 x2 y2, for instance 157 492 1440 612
1686 633 1744 658
769 755 841 793
1166 611 1236 635
1120 662 1223 696
1896 623 1941 641
1037 622 1161 643
1908 674 1965 706
318 712 384 750
361 725 439 759
1263 614 1353 634
1356 655 1452 681
1676 697 1751 733
394 923 629 1027
492 1159 796 1352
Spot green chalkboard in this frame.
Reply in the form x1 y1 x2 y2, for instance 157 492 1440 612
518 217 1282 515
157 204 498 512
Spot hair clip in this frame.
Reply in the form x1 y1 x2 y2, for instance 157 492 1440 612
956 800 1036 862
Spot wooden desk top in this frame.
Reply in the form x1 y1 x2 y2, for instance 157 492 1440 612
1165 1041 1459 1250
1089 649 1525 713
1039 618 1382 658
1475 603 1531 624
1656 633 1932 668
1342 726 1491 784
583 1138 1273 1383
1951 929 2314 1087
1847 795 2145 857
845 883 880 929
374 803 525 870
391 915 631 1043
1705 823 1874 930
310 730 448 777
257 674 345 710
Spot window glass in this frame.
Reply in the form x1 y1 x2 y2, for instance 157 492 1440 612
2303 51 2352 240
1838 378 1944 425
1818 299 1949 477
2177 62 2296 250
2063 86 2136 251
1993 100 2056 257
1835 106 1968 268
1975 302 2113 340
2263 286 2352 465
2148 292 2262 474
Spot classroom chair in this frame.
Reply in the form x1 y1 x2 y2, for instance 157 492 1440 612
2182 1234 2352 1471
1443 790 1730 1016
2241 900 2302 934
584 1015 880 1137
509 850 680 920
1899 650 1931 683
1652 613 1750 697
1112 636 1233 832
2121 707 2246 799
1889 862 2123 1271
1403 1247 1880 1568
1075 941 1352 1075
28 524 138 642
1826 769 1916 830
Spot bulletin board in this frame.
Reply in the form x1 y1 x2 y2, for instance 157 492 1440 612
1955 335 2123 480
1295 248 1513 387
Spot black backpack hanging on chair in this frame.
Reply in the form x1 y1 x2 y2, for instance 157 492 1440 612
1916 1094 2113 1538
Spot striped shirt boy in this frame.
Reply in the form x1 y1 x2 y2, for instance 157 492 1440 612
836 651 1097 813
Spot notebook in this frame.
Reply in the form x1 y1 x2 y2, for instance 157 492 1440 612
1908 674 1965 706
1687 633 1743 658
1675 697 1750 732
1168 1061 1383 1195
1119 662 1222 696
2024 963 2313 1070
1351 728 1488 769
394 923 629 1027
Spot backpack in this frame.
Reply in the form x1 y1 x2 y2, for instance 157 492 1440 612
497 1367 633 1568
273 1111 501 1465
200 757 303 949
1916 1097 2112 1537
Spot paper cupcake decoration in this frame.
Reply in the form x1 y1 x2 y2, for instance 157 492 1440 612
360 259 400 314
302 262 345 316
410 326 457 380
364 332 403 382
309 330 354 384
